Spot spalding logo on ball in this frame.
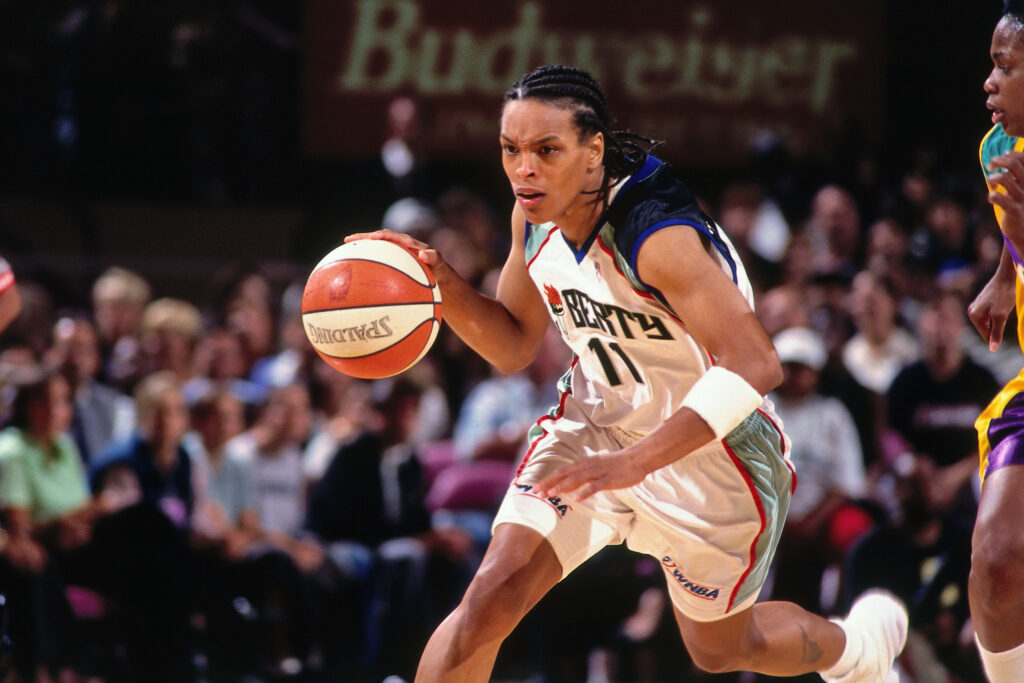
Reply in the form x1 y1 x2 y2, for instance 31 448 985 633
302 239 443 379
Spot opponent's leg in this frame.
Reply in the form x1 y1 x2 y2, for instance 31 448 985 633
415 522 562 683
970 464 1024 681
675 591 907 681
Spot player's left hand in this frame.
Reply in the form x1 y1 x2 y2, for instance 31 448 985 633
535 451 647 502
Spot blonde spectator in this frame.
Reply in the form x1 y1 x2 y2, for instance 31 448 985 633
91 267 151 346
91 266 151 388
139 297 204 382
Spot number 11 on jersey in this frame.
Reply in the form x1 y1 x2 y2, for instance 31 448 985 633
587 338 644 386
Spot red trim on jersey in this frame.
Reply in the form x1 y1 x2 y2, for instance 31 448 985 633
0 270 13 295
757 408 797 495
525 225 561 270
514 357 577 480
723 440 767 613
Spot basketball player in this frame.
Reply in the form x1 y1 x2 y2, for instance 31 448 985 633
967 3 1024 680
348 65 907 682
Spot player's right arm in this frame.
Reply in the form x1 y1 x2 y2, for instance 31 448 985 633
345 202 549 373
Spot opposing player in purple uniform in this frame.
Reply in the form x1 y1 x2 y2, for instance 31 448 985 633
968 2 1024 680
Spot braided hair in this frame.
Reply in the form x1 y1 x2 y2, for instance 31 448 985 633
505 65 662 206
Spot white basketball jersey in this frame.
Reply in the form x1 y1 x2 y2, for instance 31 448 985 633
525 155 757 435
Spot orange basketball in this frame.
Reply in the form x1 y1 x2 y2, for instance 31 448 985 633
302 239 443 379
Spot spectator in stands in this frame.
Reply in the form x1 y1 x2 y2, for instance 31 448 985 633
186 386 322 678
843 453 980 682
218 267 278 375
225 382 308 533
805 185 863 280
90 266 151 389
911 195 976 276
138 298 204 384
886 290 998 518
717 181 790 291
766 327 872 614
865 218 912 308
0 370 100 681
186 388 254 553
183 325 267 408
93 370 197 527
438 187 508 283
87 370 220 681
0 369 192 681
305 378 474 680
302 360 373 483
380 95 432 201
755 284 812 338
250 280 315 391
46 315 136 464
842 270 919 396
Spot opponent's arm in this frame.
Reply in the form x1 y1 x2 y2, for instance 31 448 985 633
538 225 780 500
346 202 550 373
968 246 1016 350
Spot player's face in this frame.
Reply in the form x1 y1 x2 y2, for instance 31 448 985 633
500 99 604 226
986 17 1024 136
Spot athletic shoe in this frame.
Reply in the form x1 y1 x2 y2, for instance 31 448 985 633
821 589 908 683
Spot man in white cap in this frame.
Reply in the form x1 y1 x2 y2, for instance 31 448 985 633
768 327 871 613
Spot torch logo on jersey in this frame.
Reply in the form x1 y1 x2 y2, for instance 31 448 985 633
543 283 568 337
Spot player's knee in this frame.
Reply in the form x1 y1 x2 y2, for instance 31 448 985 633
683 631 757 674
455 569 537 643
971 533 1024 606
680 613 767 675
687 643 747 674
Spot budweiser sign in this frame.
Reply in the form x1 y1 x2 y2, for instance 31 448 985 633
302 0 884 164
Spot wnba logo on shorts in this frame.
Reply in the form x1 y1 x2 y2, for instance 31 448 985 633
515 482 571 517
661 556 720 600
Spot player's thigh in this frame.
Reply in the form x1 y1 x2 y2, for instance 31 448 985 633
500 415 633 577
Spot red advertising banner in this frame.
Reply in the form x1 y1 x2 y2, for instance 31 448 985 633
302 0 885 166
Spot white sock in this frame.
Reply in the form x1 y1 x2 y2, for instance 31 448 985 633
977 634 1024 682
819 618 860 680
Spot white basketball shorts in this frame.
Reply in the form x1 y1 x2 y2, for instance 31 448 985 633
492 395 794 622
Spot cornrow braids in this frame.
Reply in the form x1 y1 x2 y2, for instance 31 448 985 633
506 65 663 208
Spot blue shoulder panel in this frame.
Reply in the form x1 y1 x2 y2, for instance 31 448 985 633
606 157 737 293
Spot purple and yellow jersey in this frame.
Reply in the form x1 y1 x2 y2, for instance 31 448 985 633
976 124 1024 483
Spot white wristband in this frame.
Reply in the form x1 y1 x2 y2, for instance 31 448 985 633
681 366 763 439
